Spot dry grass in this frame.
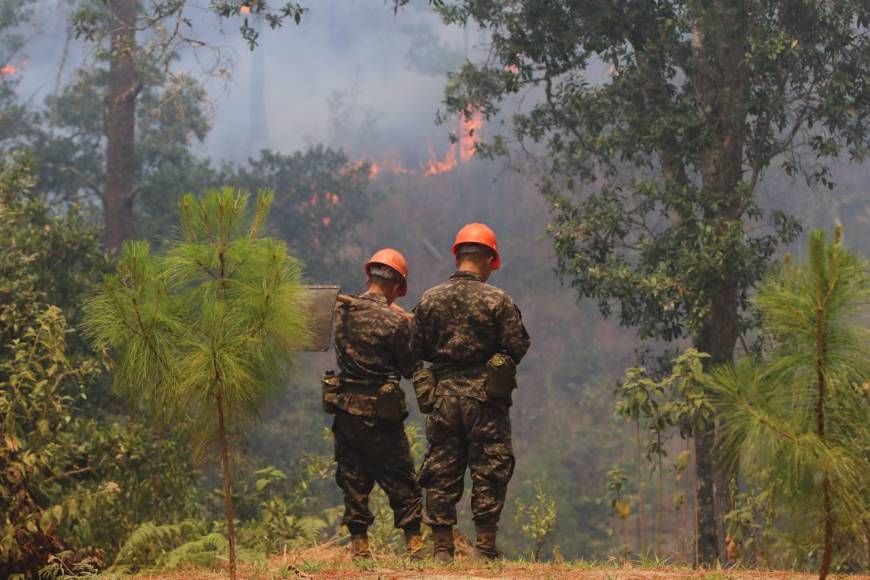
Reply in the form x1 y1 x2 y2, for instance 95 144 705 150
126 543 870 580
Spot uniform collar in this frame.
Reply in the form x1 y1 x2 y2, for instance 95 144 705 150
450 270 484 282
359 291 389 305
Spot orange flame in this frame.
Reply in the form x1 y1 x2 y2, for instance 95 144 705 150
425 141 458 176
459 109 483 163
346 106 484 179
368 159 416 178
1 64 17 76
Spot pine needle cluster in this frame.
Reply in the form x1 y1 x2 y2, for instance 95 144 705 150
709 227 869 577
82 188 310 579
84 189 308 457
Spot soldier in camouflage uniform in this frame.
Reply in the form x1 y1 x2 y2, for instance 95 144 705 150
330 249 423 559
412 223 531 562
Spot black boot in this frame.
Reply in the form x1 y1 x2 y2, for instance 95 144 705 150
473 526 501 560
431 525 454 563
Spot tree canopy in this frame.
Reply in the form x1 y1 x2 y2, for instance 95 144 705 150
434 0 870 563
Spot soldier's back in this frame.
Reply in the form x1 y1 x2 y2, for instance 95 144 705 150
334 292 409 382
414 271 521 371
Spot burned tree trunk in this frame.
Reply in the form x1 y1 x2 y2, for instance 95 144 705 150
104 0 139 250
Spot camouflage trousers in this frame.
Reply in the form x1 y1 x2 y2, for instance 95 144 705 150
419 396 515 529
332 411 422 534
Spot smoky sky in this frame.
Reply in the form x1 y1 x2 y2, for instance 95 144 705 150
16 0 870 242
220 1 473 163
18 0 475 164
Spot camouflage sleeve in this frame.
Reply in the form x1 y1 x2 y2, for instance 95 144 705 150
393 317 417 379
410 302 429 363
332 303 347 355
498 295 531 364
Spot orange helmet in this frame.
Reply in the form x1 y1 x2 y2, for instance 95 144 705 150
451 223 501 270
365 248 409 297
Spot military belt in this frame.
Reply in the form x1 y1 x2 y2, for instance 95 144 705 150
432 363 487 381
339 375 393 395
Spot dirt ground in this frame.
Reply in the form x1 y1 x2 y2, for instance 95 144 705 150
129 543 870 579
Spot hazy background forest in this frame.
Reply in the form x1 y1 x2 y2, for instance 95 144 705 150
1 0 869 577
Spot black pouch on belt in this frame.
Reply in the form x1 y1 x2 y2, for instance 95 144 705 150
485 353 517 401
412 368 437 414
321 371 341 414
375 378 407 422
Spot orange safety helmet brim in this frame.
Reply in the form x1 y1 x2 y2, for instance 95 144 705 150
365 248 409 297
451 222 501 270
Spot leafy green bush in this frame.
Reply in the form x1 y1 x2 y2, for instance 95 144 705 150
514 482 558 560
1 154 202 577
0 306 113 578
234 464 330 554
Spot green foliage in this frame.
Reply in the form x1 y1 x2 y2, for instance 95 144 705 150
209 0 306 48
0 306 111 577
613 348 711 556
0 153 107 334
83 188 309 460
233 464 329 553
430 2 870 561
108 456 334 573
722 482 780 568
709 228 870 571
0 153 202 577
110 519 209 571
31 62 212 242
83 188 310 577
0 155 103 576
0 0 38 145
161 532 229 570
616 349 712 441
606 468 629 521
514 482 558 561
65 420 203 554
220 146 377 286
427 1 870 344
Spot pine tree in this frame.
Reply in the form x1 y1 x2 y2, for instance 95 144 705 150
83 188 309 579
709 227 870 579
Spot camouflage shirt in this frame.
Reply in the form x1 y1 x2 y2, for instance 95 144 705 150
412 271 530 399
333 291 415 416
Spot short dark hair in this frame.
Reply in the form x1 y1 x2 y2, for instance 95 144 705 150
455 242 494 262
367 265 403 289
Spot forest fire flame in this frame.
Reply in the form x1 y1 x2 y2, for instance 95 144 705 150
349 108 484 180
1 64 18 76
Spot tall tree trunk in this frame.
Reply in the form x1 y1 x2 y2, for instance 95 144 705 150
635 419 646 555
655 430 664 553
693 452 700 567
104 0 139 250
691 401 719 567
690 0 749 566
216 394 238 580
685 440 695 564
